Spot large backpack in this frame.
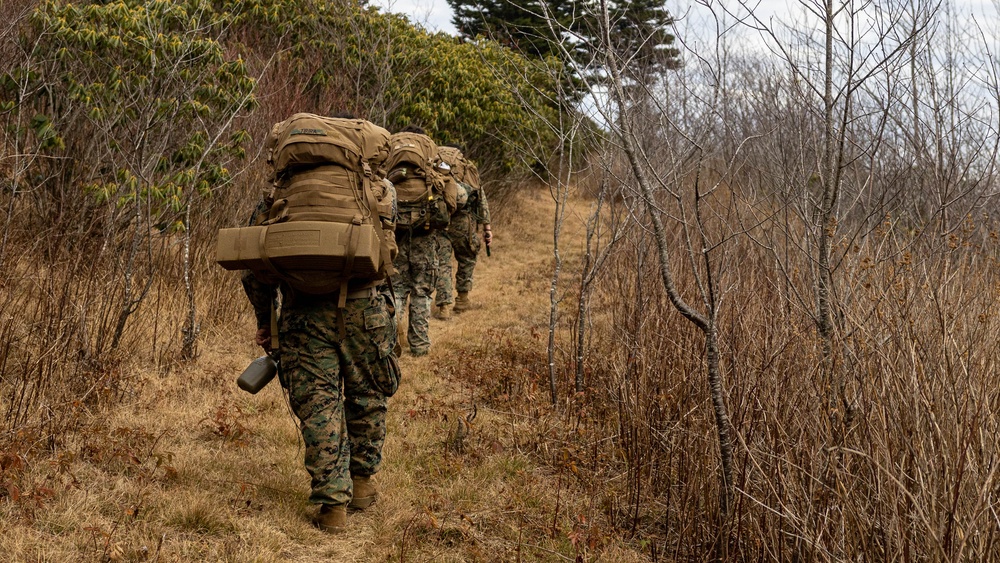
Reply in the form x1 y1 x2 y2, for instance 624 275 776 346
438 146 482 215
437 146 481 188
386 132 456 233
217 113 397 301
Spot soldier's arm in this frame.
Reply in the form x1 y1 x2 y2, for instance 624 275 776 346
474 188 490 244
241 272 277 329
240 199 277 330
478 187 492 226
242 272 278 351
477 187 491 225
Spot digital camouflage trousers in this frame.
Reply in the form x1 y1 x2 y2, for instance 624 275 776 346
279 291 399 507
447 212 481 294
391 232 438 354
433 230 454 306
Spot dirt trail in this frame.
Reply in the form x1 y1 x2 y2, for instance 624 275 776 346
337 192 571 560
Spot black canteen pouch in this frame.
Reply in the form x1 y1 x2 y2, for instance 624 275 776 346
383 355 402 397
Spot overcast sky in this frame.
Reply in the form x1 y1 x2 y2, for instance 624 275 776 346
372 0 458 34
371 0 999 40
369 0 1000 85
369 0 1000 128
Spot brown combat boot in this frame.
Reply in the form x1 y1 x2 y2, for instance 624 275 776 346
349 475 378 511
453 292 471 313
314 504 347 533
434 303 453 320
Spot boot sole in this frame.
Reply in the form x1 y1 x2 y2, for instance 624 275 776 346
348 494 377 512
314 508 348 533
316 522 347 533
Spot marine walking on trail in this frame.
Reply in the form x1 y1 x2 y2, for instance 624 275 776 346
219 112 402 534
218 116 493 536
433 145 492 317
386 126 457 355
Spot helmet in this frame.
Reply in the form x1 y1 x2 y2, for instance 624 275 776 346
455 182 469 208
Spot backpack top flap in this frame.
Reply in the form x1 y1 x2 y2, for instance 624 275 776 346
438 146 480 190
267 114 391 176
386 132 439 175
462 159 481 190
438 146 466 182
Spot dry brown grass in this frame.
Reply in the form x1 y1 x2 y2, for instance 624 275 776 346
575 207 1000 560
0 188 648 561
9 176 998 561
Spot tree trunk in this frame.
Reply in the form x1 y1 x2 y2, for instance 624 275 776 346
706 323 733 529
181 201 199 360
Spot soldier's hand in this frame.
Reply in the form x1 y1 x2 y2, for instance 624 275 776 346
483 226 493 245
255 327 272 352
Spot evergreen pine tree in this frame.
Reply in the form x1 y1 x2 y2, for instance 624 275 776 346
448 0 566 59
607 0 681 80
447 0 680 81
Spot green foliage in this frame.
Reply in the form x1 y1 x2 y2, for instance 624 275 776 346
4 0 256 219
29 113 64 150
4 0 567 205
214 0 560 173
358 15 560 169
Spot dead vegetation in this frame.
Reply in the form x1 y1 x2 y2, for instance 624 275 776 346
2 160 1000 562
0 190 649 562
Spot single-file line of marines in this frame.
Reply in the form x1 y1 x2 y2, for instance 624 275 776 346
217 112 492 532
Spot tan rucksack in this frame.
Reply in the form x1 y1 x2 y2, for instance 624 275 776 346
438 146 482 214
217 114 397 301
386 132 457 233
267 114 392 176
438 146 481 190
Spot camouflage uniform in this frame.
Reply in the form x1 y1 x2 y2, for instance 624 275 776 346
391 231 438 354
432 230 454 307
243 274 399 507
386 128 453 352
449 188 491 295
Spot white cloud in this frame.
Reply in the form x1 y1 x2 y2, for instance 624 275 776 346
372 0 458 35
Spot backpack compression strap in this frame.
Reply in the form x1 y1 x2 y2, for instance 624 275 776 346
363 176 395 277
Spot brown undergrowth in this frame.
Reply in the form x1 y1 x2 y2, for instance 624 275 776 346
8 179 999 561
0 188 649 561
